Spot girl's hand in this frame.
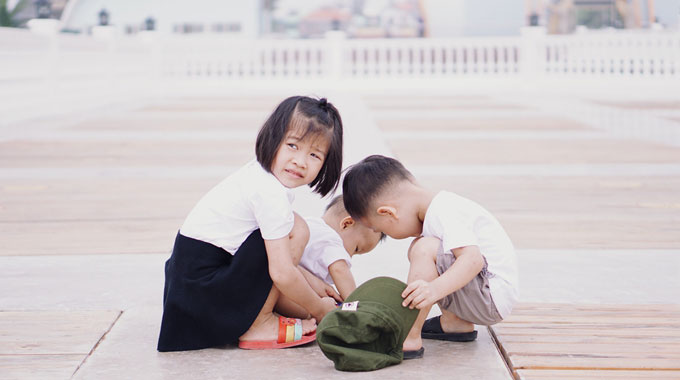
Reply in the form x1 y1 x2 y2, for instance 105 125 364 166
401 279 440 310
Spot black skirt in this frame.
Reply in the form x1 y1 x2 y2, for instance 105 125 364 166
157 230 273 352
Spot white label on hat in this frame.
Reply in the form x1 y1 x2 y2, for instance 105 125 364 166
341 301 359 311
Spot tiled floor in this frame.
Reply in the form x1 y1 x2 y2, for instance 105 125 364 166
1 91 679 379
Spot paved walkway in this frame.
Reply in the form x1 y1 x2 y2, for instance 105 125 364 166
1 89 679 379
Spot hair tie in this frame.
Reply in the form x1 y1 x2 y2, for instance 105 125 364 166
318 98 328 109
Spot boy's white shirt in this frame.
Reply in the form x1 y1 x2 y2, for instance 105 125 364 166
421 191 519 318
299 217 351 285
180 159 295 254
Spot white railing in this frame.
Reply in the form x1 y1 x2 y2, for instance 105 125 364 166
542 31 680 78
159 37 329 79
0 26 156 89
342 37 521 78
154 35 523 80
4 24 678 125
154 28 680 81
2 25 680 90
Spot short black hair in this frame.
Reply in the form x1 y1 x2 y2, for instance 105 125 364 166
342 155 414 220
256 96 343 197
325 194 345 212
327 194 387 242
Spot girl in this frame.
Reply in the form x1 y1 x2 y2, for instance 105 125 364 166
158 96 343 352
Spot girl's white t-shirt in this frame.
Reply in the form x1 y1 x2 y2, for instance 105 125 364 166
421 191 519 318
180 159 295 254
299 217 351 285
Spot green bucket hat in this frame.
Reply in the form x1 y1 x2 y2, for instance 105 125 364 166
316 276 419 371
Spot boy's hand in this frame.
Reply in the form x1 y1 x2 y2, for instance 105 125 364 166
328 260 356 301
323 283 343 302
313 296 338 321
298 265 341 301
401 279 440 310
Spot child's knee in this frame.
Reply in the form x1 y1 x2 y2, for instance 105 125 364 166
407 236 440 262
289 212 310 247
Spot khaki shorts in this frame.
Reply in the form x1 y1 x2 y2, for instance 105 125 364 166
435 253 503 326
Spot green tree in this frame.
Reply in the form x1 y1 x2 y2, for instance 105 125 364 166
0 0 29 27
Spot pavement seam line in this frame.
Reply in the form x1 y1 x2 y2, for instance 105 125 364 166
70 310 124 379
487 326 518 380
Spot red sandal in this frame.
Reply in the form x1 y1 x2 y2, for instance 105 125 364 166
238 316 316 350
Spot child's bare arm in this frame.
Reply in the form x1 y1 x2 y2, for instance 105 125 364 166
299 265 342 302
265 237 337 321
402 245 484 310
328 260 356 300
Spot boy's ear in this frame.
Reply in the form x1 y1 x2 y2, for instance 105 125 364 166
376 206 398 219
340 216 355 230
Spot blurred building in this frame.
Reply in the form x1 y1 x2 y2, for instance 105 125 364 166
25 0 677 38
268 0 425 38
351 0 424 38
534 0 679 33
59 0 259 36
16 0 530 38
10 0 68 25
268 0 525 38
298 8 352 38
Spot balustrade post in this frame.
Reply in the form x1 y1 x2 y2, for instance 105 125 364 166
91 26 117 96
27 18 59 36
520 26 547 82
324 30 346 82
138 31 162 96
27 19 59 112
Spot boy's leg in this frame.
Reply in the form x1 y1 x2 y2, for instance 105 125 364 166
240 213 315 341
438 308 475 333
402 237 441 352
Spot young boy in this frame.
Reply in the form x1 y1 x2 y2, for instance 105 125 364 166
342 155 519 359
299 195 386 300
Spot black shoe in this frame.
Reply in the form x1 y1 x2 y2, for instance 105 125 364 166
403 347 424 360
421 316 478 342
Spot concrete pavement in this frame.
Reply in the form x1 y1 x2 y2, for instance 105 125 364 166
1 89 679 379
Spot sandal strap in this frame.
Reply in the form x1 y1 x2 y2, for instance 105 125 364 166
277 316 301 343
294 319 302 341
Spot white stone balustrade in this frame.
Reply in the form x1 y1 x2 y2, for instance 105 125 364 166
1 23 679 125
2 24 679 85
543 30 680 78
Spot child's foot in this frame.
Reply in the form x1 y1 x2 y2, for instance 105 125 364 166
402 336 423 352
421 314 477 342
239 313 316 342
439 312 475 333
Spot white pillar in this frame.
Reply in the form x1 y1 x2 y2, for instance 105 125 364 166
26 19 60 116
138 31 163 97
520 26 547 82
324 31 346 83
